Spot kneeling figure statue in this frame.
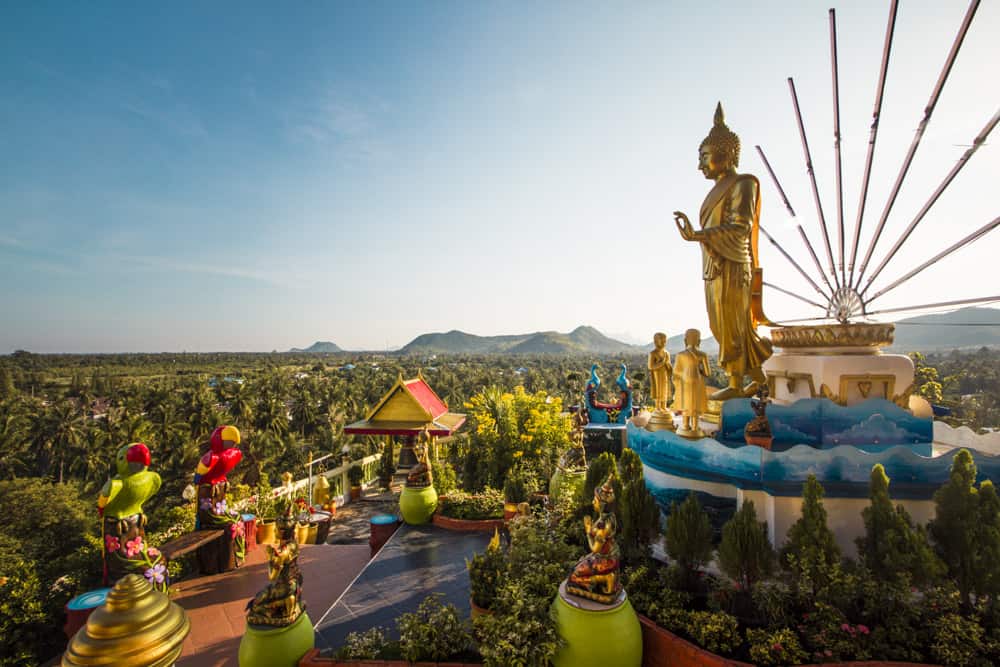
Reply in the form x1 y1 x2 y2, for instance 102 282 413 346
567 472 622 604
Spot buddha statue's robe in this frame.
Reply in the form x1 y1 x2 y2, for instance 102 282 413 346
697 173 771 380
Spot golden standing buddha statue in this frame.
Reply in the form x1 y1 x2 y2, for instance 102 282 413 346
673 328 711 439
673 103 772 400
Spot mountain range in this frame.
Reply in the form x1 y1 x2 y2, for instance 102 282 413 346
288 307 1000 355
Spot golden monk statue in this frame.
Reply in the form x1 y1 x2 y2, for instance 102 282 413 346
648 332 672 411
673 329 711 439
673 103 772 400
406 429 433 488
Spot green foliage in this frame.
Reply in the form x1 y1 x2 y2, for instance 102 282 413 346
467 538 507 609
929 449 1000 608
0 478 93 570
781 474 840 595
929 612 985 667
747 627 808 666
431 458 458 495
396 594 472 662
717 499 774 592
664 492 713 589
439 488 504 520
465 385 572 490
622 563 690 632
616 448 661 565
857 463 943 587
503 463 535 503
339 626 387 660
581 452 616 507
377 439 396 487
347 463 363 486
684 610 741 655
474 511 576 666
912 352 945 404
0 555 53 667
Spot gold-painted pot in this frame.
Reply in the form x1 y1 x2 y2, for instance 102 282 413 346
256 520 276 545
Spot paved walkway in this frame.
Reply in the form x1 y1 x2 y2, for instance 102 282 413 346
325 493 399 545
174 541 371 667
314 524 490 653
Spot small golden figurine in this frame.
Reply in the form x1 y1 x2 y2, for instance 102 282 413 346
673 329 711 439
558 413 588 472
406 429 433 488
246 510 305 627
646 332 676 431
673 103 772 401
566 473 622 605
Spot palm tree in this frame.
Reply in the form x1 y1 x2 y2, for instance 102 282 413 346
43 400 86 483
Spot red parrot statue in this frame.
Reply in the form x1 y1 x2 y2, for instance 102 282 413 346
194 425 242 486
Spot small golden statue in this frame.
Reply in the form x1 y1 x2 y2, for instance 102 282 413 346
646 332 676 431
246 510 305 627
673 102 772 401
406 429 433 488
673 329 711 439
567 473 622 604
558 412 588 472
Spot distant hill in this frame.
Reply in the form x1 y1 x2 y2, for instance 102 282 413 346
665 332 719 356
289 341 343 353
889 307 1000 352
399 325 643 355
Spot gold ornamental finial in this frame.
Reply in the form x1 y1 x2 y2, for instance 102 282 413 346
701 101 741 166
62 574 190 667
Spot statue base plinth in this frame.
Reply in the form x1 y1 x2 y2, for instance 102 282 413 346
552 581 641 667
399 485 438 525
676 425 706 440
645 409 676 432
764 324 913 407
238 612 314 667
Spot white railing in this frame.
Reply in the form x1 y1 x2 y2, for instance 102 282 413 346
274 452 383 508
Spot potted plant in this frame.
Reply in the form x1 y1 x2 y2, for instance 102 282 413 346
503 466 532 520
253 483 278 544
348 463 364 501
467 530 506 617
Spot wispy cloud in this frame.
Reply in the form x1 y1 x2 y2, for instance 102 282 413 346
284 89 392 162
116 254 307 289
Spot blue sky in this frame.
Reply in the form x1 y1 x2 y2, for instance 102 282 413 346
2 1 997 352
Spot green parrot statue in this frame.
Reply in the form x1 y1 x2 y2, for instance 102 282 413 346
98 442 162 520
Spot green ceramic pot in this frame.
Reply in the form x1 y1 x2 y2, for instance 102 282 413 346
551 587 642 667
399 485 438 525
238 612 314 667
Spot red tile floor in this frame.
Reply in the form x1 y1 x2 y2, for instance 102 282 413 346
174 542 371 667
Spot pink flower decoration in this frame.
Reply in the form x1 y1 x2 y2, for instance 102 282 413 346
840 623 851 632
147 547 160 558
125 535 144 558
772 643 783 652
104 535 121 552
858 624 870 635
230 522 245 539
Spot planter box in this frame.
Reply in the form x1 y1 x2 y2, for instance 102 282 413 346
431 513 504 533
298 649 481 666
636 615 938 667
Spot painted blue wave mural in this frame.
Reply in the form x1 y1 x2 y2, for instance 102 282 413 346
717 397 932 454
629 421 1000 500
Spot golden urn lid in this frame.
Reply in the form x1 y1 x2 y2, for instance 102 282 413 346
770 322 894 350
62 574 190 667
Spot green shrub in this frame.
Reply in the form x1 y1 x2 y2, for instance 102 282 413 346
929 612 985 666
347 463 363 486
431 458 458 495
717 499 774 592
339 626 386 660
857 463 943 587
616 448 661 565
503 463 538 503
474 576 563 666
467 533 507 610
781 475 840 596
747 627 808 666
0 556 52 667
581 452 616 511
378 439 396 487
685 610 741 655
664 492 713 589
751 580 795 629
439 489 504 520
396 594 472 662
